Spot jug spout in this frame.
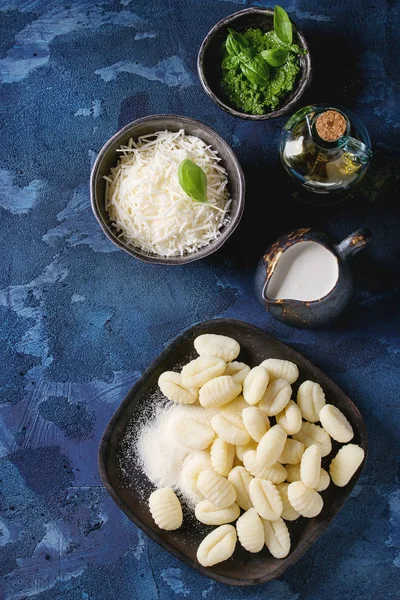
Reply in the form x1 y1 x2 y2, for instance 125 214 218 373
335 229 372 259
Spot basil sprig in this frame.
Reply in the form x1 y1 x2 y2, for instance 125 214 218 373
223 5 304 85
178 159 208 203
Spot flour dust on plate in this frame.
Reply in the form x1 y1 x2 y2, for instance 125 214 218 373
266 241 339 301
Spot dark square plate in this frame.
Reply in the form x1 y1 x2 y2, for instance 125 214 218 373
98 319 368 586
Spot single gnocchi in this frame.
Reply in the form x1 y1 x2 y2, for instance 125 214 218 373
243 450 287 484
243 366 269 405
259 379 292 416
297 380 326 423
181 355 226 389
249 478 283 521
194 334 240 362
195 500 240 525
228 466 253 510
319 404 354 443
288 481 323 518
263 518 291 559
221 395 248 418
279 438 305 465
285 464 330 492
236 508 264 553
211 437 235 476
211 413 251 446
158 372 198 405
171 418 214 450
236 440 257 461
199 375 242 408
293 422 332 457
242 407 270 442
196 524 237 567
180 452 211 496
256 424 287 467
149 488 183 530
300 445 322 489
276 483 300 521
330 444 365 487
260 358 299 384
224 361 251 385
276 400 302 435
197 468 236 509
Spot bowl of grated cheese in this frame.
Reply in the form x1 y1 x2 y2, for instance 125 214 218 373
90 115 245 264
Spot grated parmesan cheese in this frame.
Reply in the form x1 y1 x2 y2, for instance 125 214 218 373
104 129 231 257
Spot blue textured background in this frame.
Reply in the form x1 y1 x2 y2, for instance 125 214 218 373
1 0 399 598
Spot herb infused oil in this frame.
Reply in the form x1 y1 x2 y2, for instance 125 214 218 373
279 105 372 205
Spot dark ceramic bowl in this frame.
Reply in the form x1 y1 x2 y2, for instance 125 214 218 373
99 318 368 586
90 115 245 265
197 8 312 120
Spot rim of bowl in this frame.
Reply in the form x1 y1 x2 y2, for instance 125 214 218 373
90 114 245 265
197 7 312 121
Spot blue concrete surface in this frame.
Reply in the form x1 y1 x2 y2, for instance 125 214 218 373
0 0 399 598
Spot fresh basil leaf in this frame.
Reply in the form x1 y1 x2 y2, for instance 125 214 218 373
178 159 207 203
260 48 289 67
274 5 293 45
226 28 249 56
222 54 240 70
240 55 269 87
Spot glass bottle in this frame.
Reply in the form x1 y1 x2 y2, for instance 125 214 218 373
279 105 373 205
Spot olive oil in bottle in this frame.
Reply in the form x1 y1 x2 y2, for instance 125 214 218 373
279 105 373 205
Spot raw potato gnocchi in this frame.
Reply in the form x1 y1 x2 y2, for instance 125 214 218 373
196 524 237 567
158 372 198 405
194 334 240 362
197 468 236 509
211 413 251 446
300 445 322 489
288 481 323 518
149 488 183 530
257 424 287 467
243 450 287 484
199 375 242 408
260 358 299 384
330 444 365 487
243 366 269 405
297 380 326 423
228 466 253 510
242 407 270 442
148 331 366 569
181 355 226 388
235 440 257 461
279 438 304 465
293 422 332 457
319 404 354 443
211 437 235 476
172 418 214 450
276 400 302 435
263 518 291 559
249 478 283 520
180 452 211 495
259 379 292 416
236 508 264 553
285 464 330 492
276 483 300 521
195 500 240 525
224 361 251 385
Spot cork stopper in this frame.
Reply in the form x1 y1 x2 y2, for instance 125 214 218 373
315 110 347 142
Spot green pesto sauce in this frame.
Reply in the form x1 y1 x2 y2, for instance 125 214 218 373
221 29 301 115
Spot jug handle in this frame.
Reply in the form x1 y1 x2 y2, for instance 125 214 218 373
342 136 373 165
335 229 372 260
